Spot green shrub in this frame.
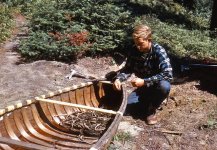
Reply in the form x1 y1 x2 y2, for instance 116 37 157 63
19 0 134 61
14 0 217 62
129 0 209 29
136 16 217 61
0 4 14 43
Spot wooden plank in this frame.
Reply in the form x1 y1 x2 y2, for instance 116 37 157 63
0 137 55 150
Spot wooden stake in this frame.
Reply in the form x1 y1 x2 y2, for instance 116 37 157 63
35 97 117 115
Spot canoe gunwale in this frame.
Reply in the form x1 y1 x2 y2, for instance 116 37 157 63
90 85 127 149
0 82 93 117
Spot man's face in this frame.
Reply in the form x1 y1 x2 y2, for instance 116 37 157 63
133 37 151 53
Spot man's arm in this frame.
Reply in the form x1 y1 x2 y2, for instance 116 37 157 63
144 46 173 87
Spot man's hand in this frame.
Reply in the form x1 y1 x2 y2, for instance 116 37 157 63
131 77 145 87
113 79 122 91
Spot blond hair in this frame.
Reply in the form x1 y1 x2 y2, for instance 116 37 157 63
133 25 152 40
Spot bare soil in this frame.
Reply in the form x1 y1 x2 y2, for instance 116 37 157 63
0 14 217 150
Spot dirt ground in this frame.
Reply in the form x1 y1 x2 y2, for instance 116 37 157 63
0 14 217 150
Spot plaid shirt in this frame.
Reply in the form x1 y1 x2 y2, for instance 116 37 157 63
116 42 173 86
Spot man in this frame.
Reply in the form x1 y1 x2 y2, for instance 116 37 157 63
113 24 173 125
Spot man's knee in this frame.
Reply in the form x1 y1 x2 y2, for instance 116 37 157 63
158 80 171 96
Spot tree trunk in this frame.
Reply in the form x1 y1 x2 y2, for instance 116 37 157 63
210 0 217 31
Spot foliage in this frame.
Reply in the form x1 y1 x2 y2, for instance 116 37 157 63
135 16 217 61
0 4 14 43
128 0 209 29
18 0 134 61
2 0 217 62
113 131 132 143
199 105 217 130
193 0 213 18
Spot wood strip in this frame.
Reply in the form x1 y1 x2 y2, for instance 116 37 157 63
83 86 93 107
0 133 14 150
37 102 60 128
3 115 20 141
75 88 85 111
21 107 91 149
35 97 117 115
38 102 67 132
13 110 54 148
60 93 72 114
90 85 99 107
32 104 98 141
0 137 55 150
31 104 97 143
68 91 80 112
52 96 66 120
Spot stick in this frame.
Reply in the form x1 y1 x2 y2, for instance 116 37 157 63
35 97 117 115
155 129 183 135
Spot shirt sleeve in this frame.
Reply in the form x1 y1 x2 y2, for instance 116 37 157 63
144 46 173 87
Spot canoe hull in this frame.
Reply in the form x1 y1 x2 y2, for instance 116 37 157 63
0 81 127 150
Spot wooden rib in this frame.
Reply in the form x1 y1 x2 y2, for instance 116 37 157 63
3 113 52 150
31 104 72 139
33 105 96 143
60 93 72 114
0 137 56 150
98 83 103 99
90 84 99 107
20 107 91 149
0 133 14 150
68 91 80 112
52 96 66 120
37 102 68 132
83 86 93 107
12 109 54 148
34 103 77 137
30 104 97 143
75 88 85 111
3 114 20 141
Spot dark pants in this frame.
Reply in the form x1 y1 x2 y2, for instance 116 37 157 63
125 80 171 117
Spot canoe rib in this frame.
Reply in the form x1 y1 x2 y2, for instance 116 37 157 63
0 81 127 150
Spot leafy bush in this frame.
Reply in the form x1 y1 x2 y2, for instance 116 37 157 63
129 0 209 29
0 4 14 43
12 0 217 62
136 16 217 61
19 0 134 61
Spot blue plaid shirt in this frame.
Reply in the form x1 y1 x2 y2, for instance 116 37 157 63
116 42 173 86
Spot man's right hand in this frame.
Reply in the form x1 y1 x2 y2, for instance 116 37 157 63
113 79 122 91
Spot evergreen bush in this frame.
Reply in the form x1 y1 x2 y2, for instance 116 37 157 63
129 0 209 29
9 0 217 62
18 0 134 61
136 17 217 61
0 4 14 43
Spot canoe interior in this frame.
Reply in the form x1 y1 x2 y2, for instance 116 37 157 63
0 82 126 150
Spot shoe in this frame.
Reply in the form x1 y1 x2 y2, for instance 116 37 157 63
146 113 158 125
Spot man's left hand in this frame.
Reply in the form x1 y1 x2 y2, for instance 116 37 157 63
131 77 145 87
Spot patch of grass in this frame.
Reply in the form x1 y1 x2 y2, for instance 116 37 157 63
113 131 133 143
108 131 133 150
199 105 217 130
